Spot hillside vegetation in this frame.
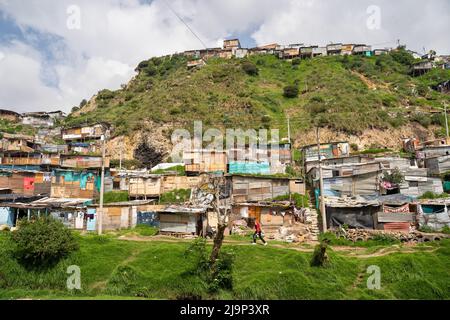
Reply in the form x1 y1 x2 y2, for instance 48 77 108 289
66 49 450 143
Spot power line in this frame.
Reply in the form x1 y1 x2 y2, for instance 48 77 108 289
162 0 208 50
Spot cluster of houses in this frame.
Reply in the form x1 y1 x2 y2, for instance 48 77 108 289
184 39 450 76
1 106 449 239
304 139 450 234
0 112 312 240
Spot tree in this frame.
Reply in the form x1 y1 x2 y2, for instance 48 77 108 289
11 217 79 267
79 99 88 108
283 85 299 98
208 176 231 266
195 176 231 266
242 61 259 76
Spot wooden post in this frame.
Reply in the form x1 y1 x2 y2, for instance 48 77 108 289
316 127 327 233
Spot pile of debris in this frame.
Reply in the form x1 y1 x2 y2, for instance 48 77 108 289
332 228 449 243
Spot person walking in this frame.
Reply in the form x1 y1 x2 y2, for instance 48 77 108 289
252 219 267 246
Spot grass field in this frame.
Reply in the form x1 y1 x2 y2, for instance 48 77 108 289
0 231 449 300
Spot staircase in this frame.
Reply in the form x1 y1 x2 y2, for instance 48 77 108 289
306 208 320 242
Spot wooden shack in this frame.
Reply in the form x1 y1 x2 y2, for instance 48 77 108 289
128 175 162 198
88 200 156 231
230 175 291 203
60 155 109 169
183 150 227 174
157 205 207 236
0 170 51 196
51 169 107 199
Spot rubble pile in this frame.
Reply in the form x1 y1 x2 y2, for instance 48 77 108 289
332 228 449 243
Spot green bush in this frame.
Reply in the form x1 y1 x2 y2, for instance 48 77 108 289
242 61 259 76
184 238 234 293
11 217 79 267
283 85 299 98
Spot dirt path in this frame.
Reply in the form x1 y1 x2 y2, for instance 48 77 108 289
116 235 439 259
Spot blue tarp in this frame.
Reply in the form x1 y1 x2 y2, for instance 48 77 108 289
0 207 13 227
228 162 270 175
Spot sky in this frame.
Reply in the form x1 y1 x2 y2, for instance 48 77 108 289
0 0 449 113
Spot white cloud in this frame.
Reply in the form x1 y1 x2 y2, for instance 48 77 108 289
0 0 448 112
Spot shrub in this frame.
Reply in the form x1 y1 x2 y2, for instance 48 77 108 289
11 217 79 267
382 168 405 185
310 241 329 267
184 238 234 293
242 61 259 76
283 85 299 98
292 58 301 66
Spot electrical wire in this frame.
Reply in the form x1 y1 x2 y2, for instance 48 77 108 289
161 0 208 50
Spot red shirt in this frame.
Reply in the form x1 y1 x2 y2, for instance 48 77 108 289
255 222 261 233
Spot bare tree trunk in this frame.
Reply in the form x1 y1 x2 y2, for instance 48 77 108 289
210 223 226 266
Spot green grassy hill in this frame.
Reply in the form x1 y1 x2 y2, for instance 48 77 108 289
0 232 448 300
65 48 450 144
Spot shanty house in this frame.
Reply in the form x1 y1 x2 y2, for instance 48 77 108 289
302 141 350 163
280 47 300 59
21 112 55 128
223 39 241 50
424 155 450 175
157 205 207 236
0 133 36 153
183 150 227 174
87 200 156 231
62 123 109 142
352 45 372 56
299 46 316 59
312 47 327 57
324 196 381 229
60 154 109 169
0 170 51 196
412 61 434 76
323 170 381 197
231 201 296 236
230 175 291 203
51 169 111 199
2 197 92 228
341 44 355 55
417 199 450 231
326 43 342 55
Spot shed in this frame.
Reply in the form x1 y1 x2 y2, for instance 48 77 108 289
157 205 207 236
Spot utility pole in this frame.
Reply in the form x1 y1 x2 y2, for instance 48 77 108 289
98 133 107 235
444 102 449 139
287 115 291 143
119 137 124 171
316 127 327 233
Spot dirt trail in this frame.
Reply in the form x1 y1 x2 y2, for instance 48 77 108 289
116 235 439 259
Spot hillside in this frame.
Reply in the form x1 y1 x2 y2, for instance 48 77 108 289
65 49 450 162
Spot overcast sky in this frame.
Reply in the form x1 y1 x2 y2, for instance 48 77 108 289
0 0 449 113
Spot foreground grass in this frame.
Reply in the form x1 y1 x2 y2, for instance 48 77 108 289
0 232 448 300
